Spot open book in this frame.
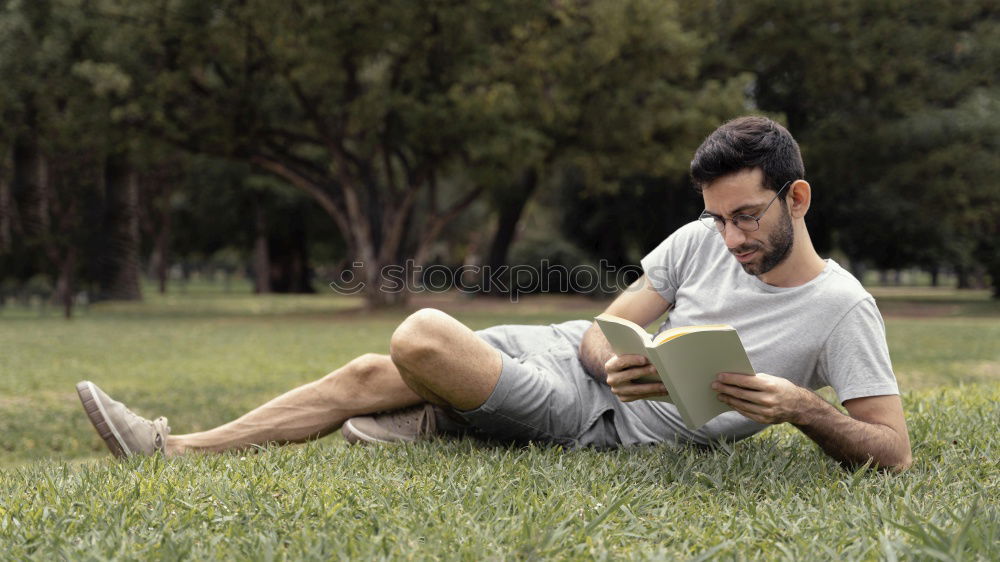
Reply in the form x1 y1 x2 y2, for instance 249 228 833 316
594 313 755 430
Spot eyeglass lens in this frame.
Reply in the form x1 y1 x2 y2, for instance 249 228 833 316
699 214 759 232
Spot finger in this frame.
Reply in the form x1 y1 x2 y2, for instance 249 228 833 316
610 378 660 396
605 354 650 372
619 391 670 403
718 396 770 424
716 372 765 389
711 382 764 404
607 364 658 385
620 382 667 396
717 393 768 416
617 390 669 403
610 382 667 399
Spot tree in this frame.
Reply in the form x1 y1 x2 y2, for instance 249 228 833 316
92 0 532 306
473 0 752 284
697 0 1000 294
0 0 124 316
90 0 752 305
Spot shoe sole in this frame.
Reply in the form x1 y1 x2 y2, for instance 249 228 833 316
75 381 130 458
342 418 394 444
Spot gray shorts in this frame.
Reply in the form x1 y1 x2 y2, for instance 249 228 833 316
455 320 623 449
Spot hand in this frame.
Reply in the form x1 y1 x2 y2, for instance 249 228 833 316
711 372 809 424
605 354 668 402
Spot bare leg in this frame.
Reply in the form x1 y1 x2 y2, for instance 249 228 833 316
167 353 421 455
390 308 504 410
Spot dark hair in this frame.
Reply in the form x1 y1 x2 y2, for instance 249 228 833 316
689 116 805 193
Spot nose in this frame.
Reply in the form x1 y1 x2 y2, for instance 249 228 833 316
722 223 746 249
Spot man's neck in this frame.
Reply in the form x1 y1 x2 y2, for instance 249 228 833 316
757 225 827 288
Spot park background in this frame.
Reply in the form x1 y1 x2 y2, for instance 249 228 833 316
1 0 998 559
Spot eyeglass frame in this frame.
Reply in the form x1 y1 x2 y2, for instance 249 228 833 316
698 180 793 234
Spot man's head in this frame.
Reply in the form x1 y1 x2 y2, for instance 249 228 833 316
690 117 809 278
689 116 804 194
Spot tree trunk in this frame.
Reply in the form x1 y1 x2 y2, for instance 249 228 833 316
0 177 11 254
147 178 174 294
268 203 314 293
56 245 76 319
97 157 142 300
362 267 410 308
253 195 271 294
29 148 78 319
150 222 171 294
13 137 43 235
956 265 971 289
485 170 538 296
990 263 1000 299
0 147 13 254
117 172 141 299
973 269 987 290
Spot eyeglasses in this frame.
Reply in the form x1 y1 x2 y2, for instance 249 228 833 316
698 180 792 233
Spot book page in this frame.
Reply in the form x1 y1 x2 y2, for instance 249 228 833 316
650 329 755 429
594 314 651 355
653 324 733 345
594 314 670 401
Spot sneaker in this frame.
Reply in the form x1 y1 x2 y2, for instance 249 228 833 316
75 380 170 458
342 403 444 444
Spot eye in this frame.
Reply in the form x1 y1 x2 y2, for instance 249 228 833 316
733 215 758 230
698 212 721 231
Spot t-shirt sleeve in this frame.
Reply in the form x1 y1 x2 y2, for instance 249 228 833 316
818 297 899 403
639 222 703 305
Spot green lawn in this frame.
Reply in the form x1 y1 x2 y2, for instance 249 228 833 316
1 288 998 559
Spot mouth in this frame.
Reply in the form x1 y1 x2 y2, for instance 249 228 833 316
732 248 759 263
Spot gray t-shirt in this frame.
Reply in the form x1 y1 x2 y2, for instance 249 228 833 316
614 221 899 446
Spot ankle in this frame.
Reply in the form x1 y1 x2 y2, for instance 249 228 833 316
164 437 186 457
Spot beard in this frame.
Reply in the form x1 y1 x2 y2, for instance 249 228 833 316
731 205 794 276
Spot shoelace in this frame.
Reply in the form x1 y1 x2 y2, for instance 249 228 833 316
386 405 436 436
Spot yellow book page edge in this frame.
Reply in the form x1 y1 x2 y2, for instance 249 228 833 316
653 324 733 345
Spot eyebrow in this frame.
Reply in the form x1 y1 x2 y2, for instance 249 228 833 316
729 203 764 216
705 202 766 218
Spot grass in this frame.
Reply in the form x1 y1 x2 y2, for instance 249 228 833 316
1 286 998 559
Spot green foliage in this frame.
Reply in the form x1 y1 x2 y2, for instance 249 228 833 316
693 0 1000 283
2 0 998 302
1 0 757 303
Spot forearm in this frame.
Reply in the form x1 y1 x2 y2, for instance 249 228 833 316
579 322 614 384
793 392 912 471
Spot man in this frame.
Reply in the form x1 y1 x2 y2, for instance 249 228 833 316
76 116 912 470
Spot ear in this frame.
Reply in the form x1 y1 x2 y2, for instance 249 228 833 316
787 179 811 218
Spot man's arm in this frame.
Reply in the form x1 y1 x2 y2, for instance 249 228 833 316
712 373 912 471
579 274 671 391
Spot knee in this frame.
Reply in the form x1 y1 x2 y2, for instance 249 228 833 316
351 353 391 379
390 308 451 372
319 353 389 390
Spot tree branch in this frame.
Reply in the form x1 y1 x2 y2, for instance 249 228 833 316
260 142 329 185
413 185 486 265
377 186 419 265
283 71 337 149
250 153 351 240
260 127 325 147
